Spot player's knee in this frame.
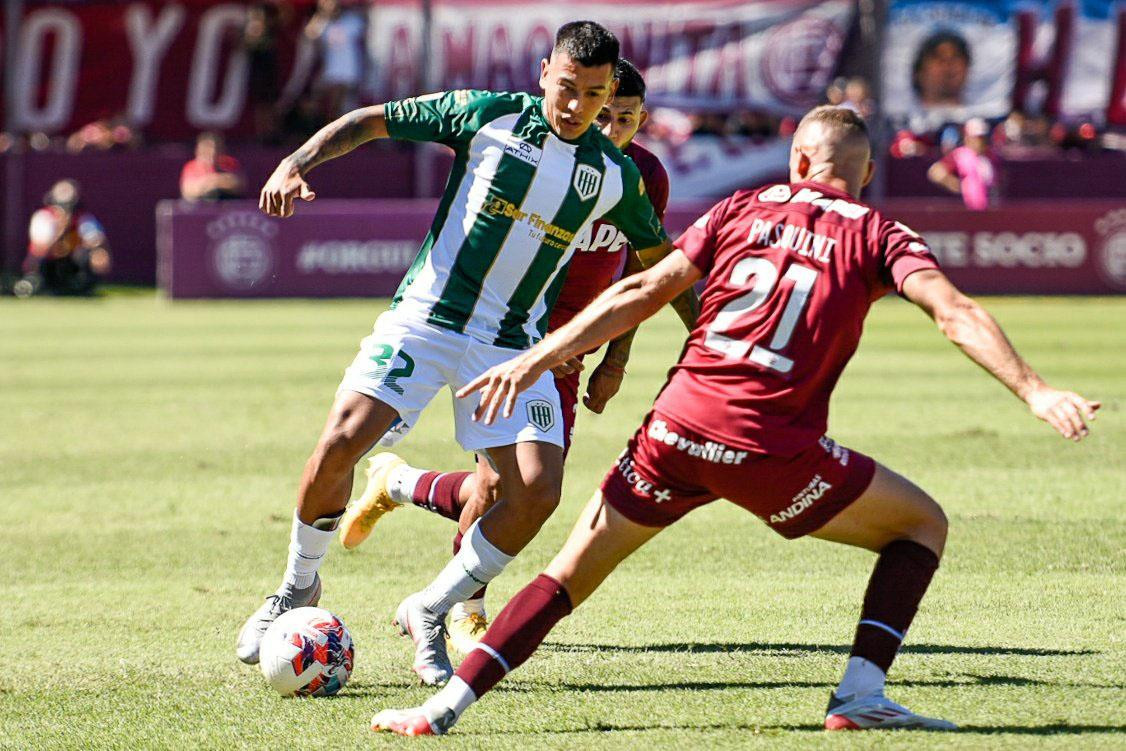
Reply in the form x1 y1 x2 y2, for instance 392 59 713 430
904 496 948 558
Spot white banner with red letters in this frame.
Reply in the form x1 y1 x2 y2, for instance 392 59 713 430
370 0 856 114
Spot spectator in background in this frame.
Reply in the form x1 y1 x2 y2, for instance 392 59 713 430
927 117 997 210
15 179 111 297
305 0 367 120
842 77 875 119
244 1 285 142
180 132 245 202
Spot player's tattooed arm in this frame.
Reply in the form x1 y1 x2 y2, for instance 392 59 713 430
260 106 389 217
634 240 700 330
583 253 643 413
903 269 1100 441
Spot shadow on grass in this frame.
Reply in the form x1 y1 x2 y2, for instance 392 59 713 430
463 722 1125 737
542 641 1097 657
489 673 1120 694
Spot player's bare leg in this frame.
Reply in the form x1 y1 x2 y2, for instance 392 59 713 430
373 493 660 735
809 462 955 730
236 391 400 664
393 441 564 685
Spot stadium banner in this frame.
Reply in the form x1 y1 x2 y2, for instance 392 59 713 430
1 0 317 139
884 0 1126 128
370 0 856 113
158 199 1126 298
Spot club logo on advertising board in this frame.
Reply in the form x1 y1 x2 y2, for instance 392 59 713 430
761 17 844 106
1095 208 1126 290
207 212 278 290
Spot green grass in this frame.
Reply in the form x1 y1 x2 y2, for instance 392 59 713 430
1 294 1123 750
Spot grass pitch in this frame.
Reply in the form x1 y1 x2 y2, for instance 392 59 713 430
1 293 1123 750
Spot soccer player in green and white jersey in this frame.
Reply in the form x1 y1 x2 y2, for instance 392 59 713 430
237 21 693 687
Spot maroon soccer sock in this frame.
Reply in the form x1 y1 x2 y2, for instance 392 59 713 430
454 574 573 697
452 530 487 601
850 539 940 672
409 471 471 522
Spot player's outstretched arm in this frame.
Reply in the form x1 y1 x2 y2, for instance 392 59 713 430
259 105 389 217
903 269 1100 441
459 249 703 424
636 239 701 329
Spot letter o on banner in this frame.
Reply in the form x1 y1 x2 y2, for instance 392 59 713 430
14 10 82 132
187 5 249 129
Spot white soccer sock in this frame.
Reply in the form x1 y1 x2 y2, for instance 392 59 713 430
419 520 513 614
834 656 887 700
282 511 334 590
387 464 427 505
424 676 476 722
451 597 486 621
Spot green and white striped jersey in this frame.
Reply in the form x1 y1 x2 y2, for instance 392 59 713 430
385 89 667 350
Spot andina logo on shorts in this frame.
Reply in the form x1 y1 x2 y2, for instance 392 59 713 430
770 474 833 525
647 419 749 465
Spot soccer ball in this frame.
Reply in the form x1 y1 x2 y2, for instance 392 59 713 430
259 607 354 697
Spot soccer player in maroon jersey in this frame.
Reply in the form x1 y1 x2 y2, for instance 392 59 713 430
336 60 681 653
369 106 1100 735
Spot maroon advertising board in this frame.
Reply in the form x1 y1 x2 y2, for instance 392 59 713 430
158 199 1126 299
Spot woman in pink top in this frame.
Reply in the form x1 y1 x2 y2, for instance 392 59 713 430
927 118 997 210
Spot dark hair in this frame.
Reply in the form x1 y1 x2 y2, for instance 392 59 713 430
911 30 971 96
614 58 646 101
553 21 619 69
797 105 870 145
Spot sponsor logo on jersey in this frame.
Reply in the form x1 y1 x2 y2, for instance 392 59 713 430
573 164 603 201
502 136 542 168
615 451 672 502
758 185 870 220
570 222 628 254
770 473 833 524
648 419 749 465
527 399 555 431
485 196 576 250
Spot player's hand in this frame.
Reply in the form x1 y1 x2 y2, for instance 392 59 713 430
259 160 316 218
1025 385 1100 441
582 362 625 414
550 357 584 378
456 355 543 425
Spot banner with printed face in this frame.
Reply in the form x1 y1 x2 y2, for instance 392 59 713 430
370 0 856 114
883 0 1126 129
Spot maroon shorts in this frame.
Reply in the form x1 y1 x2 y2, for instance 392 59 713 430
554 370 580 459
600 410 876 539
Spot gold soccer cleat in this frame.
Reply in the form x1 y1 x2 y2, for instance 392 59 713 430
339 453 406 550
447 611 489 655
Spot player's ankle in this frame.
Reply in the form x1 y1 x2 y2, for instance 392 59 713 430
425 676 476 726
387 464 425 504
452 598 486 620
834 656 886 700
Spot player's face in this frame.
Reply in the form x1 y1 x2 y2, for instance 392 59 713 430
539 53 617 141
596 96 647 149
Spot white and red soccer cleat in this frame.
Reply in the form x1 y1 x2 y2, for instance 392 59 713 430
825 692 957 731
371 707 457 736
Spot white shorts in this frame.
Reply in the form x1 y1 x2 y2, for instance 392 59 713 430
338 311 564 452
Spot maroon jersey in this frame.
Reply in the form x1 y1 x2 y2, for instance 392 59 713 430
549 141 670 329
656 181 940 456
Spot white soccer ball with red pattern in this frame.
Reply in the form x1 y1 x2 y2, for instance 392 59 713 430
259 607 354 697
